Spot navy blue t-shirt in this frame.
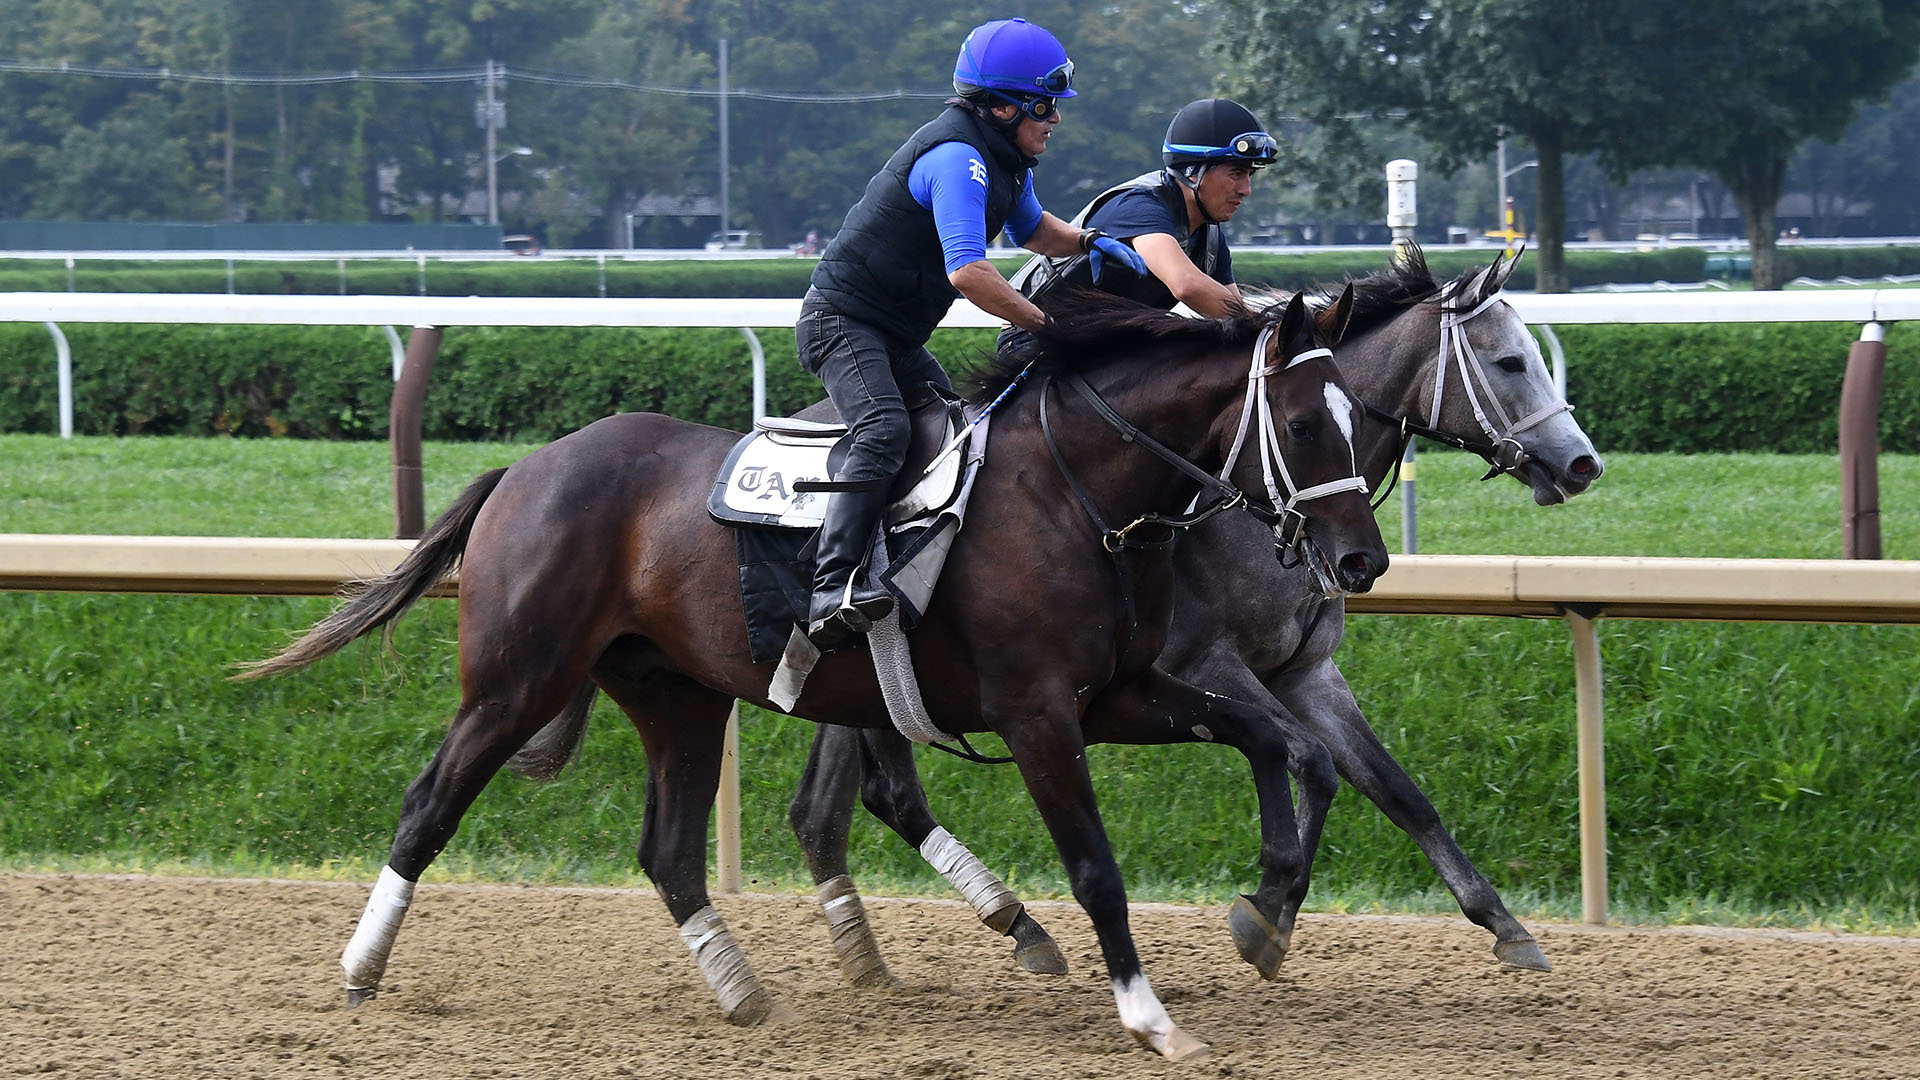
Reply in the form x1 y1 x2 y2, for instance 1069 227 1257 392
1084 187 1234 286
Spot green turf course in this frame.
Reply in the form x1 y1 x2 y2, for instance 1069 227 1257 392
2 434 1916 933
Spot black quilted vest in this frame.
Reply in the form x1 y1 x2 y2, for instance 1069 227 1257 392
812 105 1030 345
1008 169 1228 311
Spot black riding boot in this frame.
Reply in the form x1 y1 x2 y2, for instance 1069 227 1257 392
806 486 895 651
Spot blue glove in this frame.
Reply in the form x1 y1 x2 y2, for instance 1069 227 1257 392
1088 235 1147 283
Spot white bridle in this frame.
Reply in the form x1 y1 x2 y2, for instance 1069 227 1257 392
1430 286 1574 468
1213 325 1369 545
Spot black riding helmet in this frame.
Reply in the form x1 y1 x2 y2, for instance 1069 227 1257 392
1161 98 1277 172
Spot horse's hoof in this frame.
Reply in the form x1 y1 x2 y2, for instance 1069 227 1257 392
345 986 377 1009
1494 936 1553 972
723 987 779 1026
1012 938 1069 976
1133 1024 1212 1061
1228 895 1290 981
846 964 900 989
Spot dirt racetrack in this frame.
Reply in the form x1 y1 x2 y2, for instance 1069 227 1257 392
5 873 1916 1079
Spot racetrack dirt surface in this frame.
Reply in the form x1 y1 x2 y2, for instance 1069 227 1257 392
5 872 1916 1079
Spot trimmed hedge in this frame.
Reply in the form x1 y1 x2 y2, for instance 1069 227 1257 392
3 318 1913 452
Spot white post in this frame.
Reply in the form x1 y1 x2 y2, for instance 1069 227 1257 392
1386 159 1418 248
1566 610 1608 925
714 329 765 894
45 322 72 439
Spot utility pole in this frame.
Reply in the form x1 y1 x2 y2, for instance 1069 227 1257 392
482 60 502 225
717 38 730 242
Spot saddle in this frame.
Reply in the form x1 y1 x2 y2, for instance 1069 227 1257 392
707 383 988 665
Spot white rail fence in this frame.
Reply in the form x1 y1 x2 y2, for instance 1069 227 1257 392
1 289 1911 924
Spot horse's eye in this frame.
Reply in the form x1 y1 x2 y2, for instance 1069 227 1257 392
1495 355 1526 374
1288 420 1313 441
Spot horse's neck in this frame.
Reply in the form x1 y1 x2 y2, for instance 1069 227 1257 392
1030 360 1246 521
1342 314 1437 490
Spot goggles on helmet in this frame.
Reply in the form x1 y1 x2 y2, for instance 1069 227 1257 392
1165 130 1279 166
1033 60 1074 95
987 88 1059 122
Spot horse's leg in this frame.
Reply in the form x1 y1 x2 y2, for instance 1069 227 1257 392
1275 660 1551 972
341 671 585 1005
1080 662 1326 982
847 726 1067 975
787 724 895 987
996 684 1209 1061
598 659 783 1023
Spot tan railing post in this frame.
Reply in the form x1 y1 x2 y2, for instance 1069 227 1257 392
1840 321 1886 559
390 325 442 539
716 704 743 893
1566 609 1608 925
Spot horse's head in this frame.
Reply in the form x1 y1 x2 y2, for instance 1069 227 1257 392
1239 289 1389 596
1428 248 1604 505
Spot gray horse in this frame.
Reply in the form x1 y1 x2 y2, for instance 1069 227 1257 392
778 245 1605 984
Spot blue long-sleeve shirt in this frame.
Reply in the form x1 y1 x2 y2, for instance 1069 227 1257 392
908 141 1044 274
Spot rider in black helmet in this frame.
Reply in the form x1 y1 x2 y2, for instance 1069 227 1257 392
797 18 1146 653
1013 98 1276 317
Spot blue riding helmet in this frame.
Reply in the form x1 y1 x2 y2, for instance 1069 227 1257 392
1162 99 1277 170
953 18 1077 102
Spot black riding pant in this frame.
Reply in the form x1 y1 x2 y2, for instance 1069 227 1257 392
796 287 953 486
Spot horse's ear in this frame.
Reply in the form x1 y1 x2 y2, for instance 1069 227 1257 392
1278 291 1313 355
1489 244 1524 293
1316 282 1356 345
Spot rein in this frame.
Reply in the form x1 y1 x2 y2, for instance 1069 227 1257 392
1037 325 1369 639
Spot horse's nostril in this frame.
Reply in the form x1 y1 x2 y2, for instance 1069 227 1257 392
1339 552 1376 581
1571 455 1601 478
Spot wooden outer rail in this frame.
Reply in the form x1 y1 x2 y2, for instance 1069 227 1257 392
7 533 1918 923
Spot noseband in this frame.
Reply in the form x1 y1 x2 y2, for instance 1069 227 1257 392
1363 286 1574 488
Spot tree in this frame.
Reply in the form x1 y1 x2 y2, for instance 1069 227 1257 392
1652 2 1920 288
1212 0 1681 292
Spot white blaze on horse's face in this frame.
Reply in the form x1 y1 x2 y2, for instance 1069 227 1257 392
1323 381 1358 468
1457 297 1605 506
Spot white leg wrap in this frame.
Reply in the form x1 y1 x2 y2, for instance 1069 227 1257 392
919 826 1021 933
679 905 765 1017
1114 974 1176 1046
816 875 891 986
340 865 415 990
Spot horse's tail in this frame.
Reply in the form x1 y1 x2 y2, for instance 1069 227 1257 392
232 467 509 681
504 680 598 781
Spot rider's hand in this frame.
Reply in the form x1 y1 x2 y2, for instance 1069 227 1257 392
1088 236 1147 283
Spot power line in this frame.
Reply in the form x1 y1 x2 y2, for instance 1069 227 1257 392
0 58 950 102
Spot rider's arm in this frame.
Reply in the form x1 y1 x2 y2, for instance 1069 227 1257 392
910 147 1051 331
1130 232 1243 318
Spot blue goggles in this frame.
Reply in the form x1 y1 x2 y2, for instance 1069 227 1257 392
987 88 1059 121
1166 130 1279 165
1033 60 1074 96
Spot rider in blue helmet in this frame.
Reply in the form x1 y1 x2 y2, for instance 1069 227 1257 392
1012 98 1276 317
798 18 1145 652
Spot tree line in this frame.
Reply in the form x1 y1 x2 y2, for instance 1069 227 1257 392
2 0 1916 290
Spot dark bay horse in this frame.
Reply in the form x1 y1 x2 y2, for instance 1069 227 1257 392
771 246 1604 986
243 291 1388 1059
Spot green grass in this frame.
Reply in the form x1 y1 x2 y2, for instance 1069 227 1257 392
2 435 1917 934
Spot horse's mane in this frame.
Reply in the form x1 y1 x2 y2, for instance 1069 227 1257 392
960 242 1498 404
961 291 1267 404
